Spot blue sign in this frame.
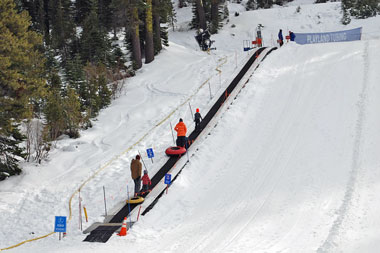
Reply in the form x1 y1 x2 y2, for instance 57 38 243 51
164 174 171 185
54 216 67 233
146 148 154 158
294 27 362 45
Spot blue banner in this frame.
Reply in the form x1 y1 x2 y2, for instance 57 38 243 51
294 27 362 45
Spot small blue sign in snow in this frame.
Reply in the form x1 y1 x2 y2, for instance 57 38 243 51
146 148 154 158
164 174 172 185
54 216 67 233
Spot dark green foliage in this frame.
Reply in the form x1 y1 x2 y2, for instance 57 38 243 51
160 26 169 47
80 6 111 65
350 0 379 19
49 0 75 53
246 0 295 10
191 0 226 34
0 128 26 180
0 0 46 178
75 0 93 24
341 0 379 24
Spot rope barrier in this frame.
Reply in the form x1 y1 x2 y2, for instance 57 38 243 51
0 54 229 251
0 232 55 251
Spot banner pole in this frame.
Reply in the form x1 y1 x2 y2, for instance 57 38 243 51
103 186 107 217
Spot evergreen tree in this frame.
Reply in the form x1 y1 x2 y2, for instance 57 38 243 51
98 0 114 30
64 54 87 109
246 0 257 10
127 0 143 69
80 4 111 65
210 0 220 34
44 79 66 140
49 0 75 56
84 63 112 117
350 0 379 19
0 0 46 179
145 0 155 63
0 130 25 180
75 0 93 24
63 88 82 138
195 0 207 30
341 0 352 24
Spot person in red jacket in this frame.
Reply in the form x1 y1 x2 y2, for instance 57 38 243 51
174 118 187 147
141 170 151 193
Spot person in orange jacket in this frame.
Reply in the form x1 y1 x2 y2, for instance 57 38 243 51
174 118 187 147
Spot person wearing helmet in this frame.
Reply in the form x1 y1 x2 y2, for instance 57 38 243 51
141 170 151 193
194 108 203 132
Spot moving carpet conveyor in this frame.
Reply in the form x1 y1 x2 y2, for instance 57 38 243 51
84 47 276 243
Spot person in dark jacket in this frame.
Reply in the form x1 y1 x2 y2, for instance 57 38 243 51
289 31 296 41
130 155 142 196
278 29 284 46
194 108 203 132
174 118 187 147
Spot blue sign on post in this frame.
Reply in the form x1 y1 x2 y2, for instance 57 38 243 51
146 148 154 158
54 216 67 233
164 174 172 185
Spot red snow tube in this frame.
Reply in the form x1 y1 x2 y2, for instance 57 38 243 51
165 146 186 156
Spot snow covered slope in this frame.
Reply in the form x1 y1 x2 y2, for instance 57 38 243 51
1 0 380 252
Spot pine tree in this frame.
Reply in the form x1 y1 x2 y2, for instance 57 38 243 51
246 0 257 10
0 129 25 180
80 4 111 65
44 83 66 140
145 0 155 63
75 0 93 24
210 0 220 34
0 0 46 179
127 0 143 69
350 0 379 19
195 0 207 30
341 0 352 24
64 88 82 138
98 0 114 30
49 0 75 56
64 54 87 109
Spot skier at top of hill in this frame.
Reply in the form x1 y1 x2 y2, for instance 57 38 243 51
289 31 296 41
278 29 284 47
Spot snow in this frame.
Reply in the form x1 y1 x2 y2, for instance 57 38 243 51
1 0 380 252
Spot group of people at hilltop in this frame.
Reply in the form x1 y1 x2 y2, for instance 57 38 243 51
130 108 203 196
278 29 296 47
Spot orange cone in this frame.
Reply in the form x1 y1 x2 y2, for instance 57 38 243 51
118 217 127 236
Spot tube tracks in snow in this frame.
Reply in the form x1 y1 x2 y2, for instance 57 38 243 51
83 47 277 243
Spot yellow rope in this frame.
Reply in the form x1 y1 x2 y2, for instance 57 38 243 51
0 55 228 251
0 232 55 251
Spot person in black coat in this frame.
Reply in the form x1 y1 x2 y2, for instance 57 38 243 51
278 29 284 46
289 31 296 41
194 108 203 132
